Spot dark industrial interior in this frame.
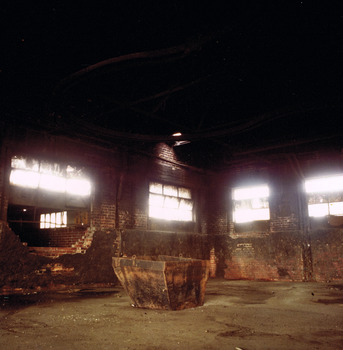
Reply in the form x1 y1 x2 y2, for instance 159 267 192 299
1 2 343 349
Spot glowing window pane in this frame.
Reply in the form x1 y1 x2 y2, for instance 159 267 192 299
179 198 193 210
308 203 329 217
148 182 193 222
10 158 92 198
40 211 67 229
163 185 178 196
168 208 183 221
172 210 183 221
179 187 191 199
164 196 179 209
40 174 66 192
149 182 163 194
149 206 164 219
66 179 91 196
40 214 45 229
11 157 26 169
232 185 270 223
45 214 51 229
26 159 39 172
251 198 268 209
233 209 253 223
149 206 193 222
56 212 62 227
40 161 60 175
12 158 39 172
149 193 164 207
10 170 40 189
305 175 343 193
233 185 269 200
66 165 76 173
40 162 50 174
177 210 193 221
62 211 67 226
253 208 270 221
50 213 56 228
233 208 270 223
329 202 343 216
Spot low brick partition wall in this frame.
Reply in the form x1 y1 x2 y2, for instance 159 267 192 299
28 229 95 258
29 246 78 259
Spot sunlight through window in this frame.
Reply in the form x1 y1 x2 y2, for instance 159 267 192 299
40 211 67 229
232 185 270 223
10 170 40 189
39 174 66 193
66 178 91 196
9 157 91 197
149 182 193 221
305 175 343 193
305 175 343 217
233 185 269 200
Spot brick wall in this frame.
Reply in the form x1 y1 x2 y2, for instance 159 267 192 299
29 227 95 258
151 143 196 187
91 166 117 230
205 159 343 282
311 229 343 282
120 229 210 260
224 232 304 281
92 201 116 230
269 169 302 232
114 143 206 233
0 192 8 224
37 227 87 247
0 149 9 222
270 214 300 232
2 124 343 284
28 246 77 259
133 208 148 229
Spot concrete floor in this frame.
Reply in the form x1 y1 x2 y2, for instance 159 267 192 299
0 279 342 350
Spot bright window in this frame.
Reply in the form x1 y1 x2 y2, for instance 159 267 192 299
9 157 91 196
232 185 270 223
149 182 193 221
305 175 343 217
40 211 67 229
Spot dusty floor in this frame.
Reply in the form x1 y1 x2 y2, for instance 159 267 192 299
0 279 342 350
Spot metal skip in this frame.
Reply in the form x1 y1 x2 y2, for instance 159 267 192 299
112 255 210 310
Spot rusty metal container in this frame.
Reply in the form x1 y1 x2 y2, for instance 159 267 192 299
112 255 210 310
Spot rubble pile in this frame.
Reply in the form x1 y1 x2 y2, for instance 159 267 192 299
0 222 117 292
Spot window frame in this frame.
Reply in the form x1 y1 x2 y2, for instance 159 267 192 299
305 174 343 218
232 184 270 224
40 211 67 229
148 182 194 222
9 156 92 197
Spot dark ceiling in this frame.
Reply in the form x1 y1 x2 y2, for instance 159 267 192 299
1 1 343 168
